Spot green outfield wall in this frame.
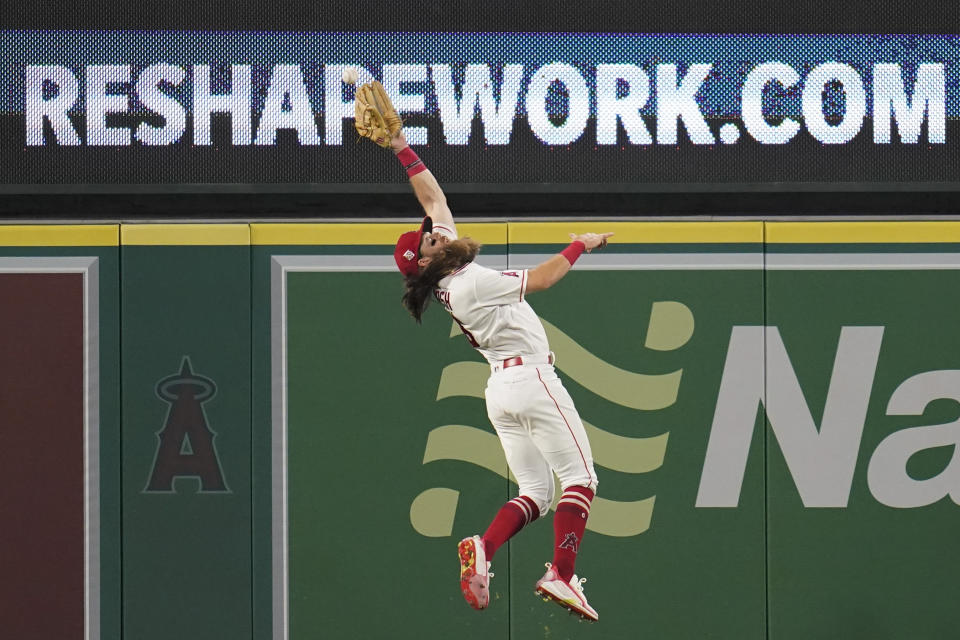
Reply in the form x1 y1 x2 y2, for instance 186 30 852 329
1 221 959 640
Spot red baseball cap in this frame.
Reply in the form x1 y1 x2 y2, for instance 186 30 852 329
394 216 433 276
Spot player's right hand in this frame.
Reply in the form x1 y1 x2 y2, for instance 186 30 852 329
570 232 614 252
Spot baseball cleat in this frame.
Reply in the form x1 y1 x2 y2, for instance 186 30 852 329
534 562 598 622
458 535 492 610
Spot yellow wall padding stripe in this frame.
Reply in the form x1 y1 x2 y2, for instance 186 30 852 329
0 224 119 246
6 221 957 248
121 224 250 246
251 222 508 245
508 221 764 244
767 222 960 243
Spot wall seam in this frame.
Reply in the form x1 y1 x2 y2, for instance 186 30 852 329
762 221 770 640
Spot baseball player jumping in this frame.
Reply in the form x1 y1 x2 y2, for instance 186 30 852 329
355 82 611 622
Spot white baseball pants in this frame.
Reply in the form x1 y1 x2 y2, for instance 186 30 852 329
484 363 598 517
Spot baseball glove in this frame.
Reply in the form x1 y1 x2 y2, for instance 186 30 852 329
354 81 403 148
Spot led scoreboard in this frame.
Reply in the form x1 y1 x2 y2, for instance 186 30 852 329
3 32 959 192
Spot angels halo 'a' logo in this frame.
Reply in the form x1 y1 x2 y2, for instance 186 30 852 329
145 356 228 493
559 532 580 552
403 249 415 261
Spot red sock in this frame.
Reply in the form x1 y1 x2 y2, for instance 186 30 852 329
482 495 539 559
552 486 594 582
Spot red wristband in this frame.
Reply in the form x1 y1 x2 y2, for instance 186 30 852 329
561 241 586 265
396 146 427 178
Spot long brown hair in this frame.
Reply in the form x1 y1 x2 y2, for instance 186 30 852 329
401 238 481 322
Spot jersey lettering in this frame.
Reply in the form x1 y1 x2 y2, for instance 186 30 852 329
434 289 452 311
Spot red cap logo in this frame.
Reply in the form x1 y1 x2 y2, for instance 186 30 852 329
393 216 433 277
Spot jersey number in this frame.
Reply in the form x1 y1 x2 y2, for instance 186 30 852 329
451 315 480 348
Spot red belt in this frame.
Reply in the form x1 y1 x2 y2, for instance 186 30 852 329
501 354 554 369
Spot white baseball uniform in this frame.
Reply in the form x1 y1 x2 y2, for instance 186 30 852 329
432 224 598 516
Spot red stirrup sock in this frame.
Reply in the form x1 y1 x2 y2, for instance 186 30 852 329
552 486 594 582
396 146 427 178
482 495 540 559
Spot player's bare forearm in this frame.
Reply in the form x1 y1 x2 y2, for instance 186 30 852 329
391 131 455 230
526 232 614 294
526 254 573 293
409 170 454 227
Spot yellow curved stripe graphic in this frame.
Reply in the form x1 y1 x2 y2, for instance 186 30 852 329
422 425 511 479
443 310 686 411
436 362 489 401
645 301 695 351
587 429 668 474
410 488 460 538
538 317 681 410
419 426 656 537
589 496 656 537
436 351 681 413
435 371 670 473
423 424 666 476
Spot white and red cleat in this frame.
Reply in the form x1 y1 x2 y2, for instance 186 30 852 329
458 535 492 610
535 562 599 622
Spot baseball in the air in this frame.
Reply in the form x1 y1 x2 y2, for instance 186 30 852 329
342 66 359 85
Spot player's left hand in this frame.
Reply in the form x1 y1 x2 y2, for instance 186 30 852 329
355 81 403 148
570 232 614 252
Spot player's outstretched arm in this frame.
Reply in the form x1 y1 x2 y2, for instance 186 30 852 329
390 131 455 232
526 232 613 294
354 80 456 233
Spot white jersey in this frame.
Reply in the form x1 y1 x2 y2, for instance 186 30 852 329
431 222 550 363
434 262 551 364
